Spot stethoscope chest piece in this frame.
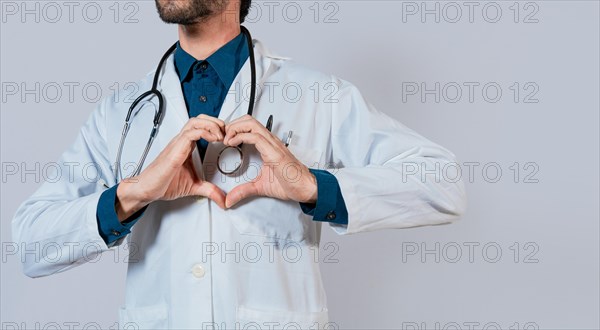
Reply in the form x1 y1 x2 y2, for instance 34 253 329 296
216 145 247 176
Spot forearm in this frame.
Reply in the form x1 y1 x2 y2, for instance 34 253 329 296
331 158 467 235
13 192 110 277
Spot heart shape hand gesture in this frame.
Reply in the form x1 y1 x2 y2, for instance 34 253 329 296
115 114 317 221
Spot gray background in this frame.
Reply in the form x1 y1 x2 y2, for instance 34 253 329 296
1 1 599 329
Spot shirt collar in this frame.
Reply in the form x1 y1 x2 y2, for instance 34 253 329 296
174 32 249 86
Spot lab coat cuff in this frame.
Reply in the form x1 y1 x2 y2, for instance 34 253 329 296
96 184 146 245
299 169 348 225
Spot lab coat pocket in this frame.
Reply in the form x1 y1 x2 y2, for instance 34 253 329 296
118 303 169 330
236 305 331 330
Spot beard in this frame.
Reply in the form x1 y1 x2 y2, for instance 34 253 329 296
155 0 228 25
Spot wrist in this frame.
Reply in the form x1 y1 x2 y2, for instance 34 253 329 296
116 180 150 222
302 170 318 204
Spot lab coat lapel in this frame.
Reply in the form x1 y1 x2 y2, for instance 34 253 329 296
160 55 190 131
217 38 267 123
155 54 207 178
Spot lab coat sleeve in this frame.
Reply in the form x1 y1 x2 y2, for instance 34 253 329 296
12 98 119 278
328 78 467 235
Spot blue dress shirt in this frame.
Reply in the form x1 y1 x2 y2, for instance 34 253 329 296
96 33 348 245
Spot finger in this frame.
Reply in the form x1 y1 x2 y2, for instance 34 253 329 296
187 118 225 140
195 114 225 131
226 182 260 208
166 127 221 161
227 132 282 160
227 114 253 125
225 115 268 140
225 117 274 146
184 117 223 139
223 118 253 145
182 127 222 143
191 181 227 209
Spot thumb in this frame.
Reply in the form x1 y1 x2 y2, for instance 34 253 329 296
191 181 226 209
226 182 259 208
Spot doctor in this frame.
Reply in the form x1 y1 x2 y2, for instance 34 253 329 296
13 0 467 328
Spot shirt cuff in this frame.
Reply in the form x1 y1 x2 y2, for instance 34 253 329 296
299 169 348 225
96 184 146 245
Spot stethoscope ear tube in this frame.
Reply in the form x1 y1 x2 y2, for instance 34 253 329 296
241 25 256 117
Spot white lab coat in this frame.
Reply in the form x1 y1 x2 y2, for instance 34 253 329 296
12 39 466 329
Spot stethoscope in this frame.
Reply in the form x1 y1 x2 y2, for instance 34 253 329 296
113 26 287 181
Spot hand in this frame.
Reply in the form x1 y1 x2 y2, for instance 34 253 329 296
115 115 227 220
223 115 318 208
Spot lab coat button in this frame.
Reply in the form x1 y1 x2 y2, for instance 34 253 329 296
326 211 336 220
191 264 205 278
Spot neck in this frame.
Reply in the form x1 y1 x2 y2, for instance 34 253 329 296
178 5 241 60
